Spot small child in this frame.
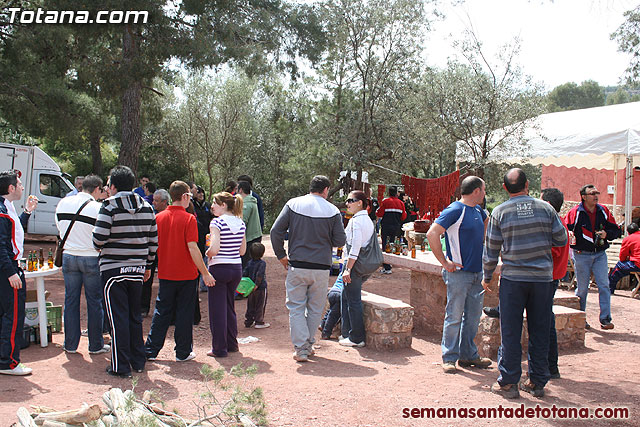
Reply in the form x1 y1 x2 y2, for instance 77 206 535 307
244 243 269 328
320 273 344 339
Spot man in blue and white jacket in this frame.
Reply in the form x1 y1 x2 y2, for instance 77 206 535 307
271 175 346 362
0 170 38 376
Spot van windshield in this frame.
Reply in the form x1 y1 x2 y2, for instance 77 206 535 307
39 174 72 198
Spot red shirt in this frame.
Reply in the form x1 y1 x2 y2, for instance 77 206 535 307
619 232 640 264
552 219 570 281
156 205 199 280
586 207 597 232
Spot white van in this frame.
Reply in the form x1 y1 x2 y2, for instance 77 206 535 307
0 143 75 235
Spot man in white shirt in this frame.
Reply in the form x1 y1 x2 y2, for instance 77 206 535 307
56 174 109 355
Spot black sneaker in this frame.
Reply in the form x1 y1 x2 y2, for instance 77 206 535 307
550 370 561 379
458 357 492 369
519 380 544 397
106 367 132 379
490 382 519 399
483 307 500 318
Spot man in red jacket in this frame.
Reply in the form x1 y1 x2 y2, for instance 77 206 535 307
565 184 620 330
609 222 640 294
376 186 406 274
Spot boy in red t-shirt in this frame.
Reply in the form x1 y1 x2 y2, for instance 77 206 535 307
144 181 214 362
609 222 640 294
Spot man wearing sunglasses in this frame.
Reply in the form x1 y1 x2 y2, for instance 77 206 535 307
565 184 620 330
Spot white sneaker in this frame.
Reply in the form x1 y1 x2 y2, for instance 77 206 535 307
0 363 32 376
339 337 365 347
254 323 270 329
89 344 110 355
81 329 88 337
381 269 392 275
176 351 196 362
63 347 77 354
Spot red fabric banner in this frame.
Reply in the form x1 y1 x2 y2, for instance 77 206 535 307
377 185 386 202
401 170 460 219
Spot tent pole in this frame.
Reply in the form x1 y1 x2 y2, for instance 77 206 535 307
613 155 618 219
626 156 633 233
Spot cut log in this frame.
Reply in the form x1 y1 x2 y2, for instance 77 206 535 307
41 421 73 427
33 404 101 425
29 406 57 414
108 388 172 427
239 414 257 427
101 414 117 426
16 407 37 427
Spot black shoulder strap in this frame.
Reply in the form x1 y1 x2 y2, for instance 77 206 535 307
59 199 92 249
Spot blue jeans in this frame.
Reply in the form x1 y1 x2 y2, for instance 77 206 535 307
498 278 554 387
321 290 341 337
574 251 612 323
341 272 369 344
62 254 104 352
441 270 483 362
609 260 640 293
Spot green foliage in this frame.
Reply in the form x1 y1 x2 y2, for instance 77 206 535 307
612 5 640 83
605 87 640 105
483 162 542 206
198 363 267 426
546 80 605 112
312 0 435 180
423 34 546 177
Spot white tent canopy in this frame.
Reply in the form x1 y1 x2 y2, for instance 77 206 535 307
511 101 640 169
457 102 640 222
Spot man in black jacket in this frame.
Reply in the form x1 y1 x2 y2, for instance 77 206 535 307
0 170 38 376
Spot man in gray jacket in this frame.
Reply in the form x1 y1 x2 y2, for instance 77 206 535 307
271 176 346 362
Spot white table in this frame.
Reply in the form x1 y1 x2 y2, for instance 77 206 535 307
25 267 59 347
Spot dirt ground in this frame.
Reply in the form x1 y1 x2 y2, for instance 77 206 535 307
2 236 639 426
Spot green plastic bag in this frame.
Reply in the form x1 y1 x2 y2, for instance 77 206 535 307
236 277 256 297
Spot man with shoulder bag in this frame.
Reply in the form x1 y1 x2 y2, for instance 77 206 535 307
55 174 109 355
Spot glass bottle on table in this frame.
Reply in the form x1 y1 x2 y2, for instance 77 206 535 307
39 248 45 270
48 248 54 269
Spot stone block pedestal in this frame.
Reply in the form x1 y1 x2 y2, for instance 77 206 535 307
362 291 414 351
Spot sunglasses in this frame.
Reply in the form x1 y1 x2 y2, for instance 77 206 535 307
346 198 359 204
585 191 600 196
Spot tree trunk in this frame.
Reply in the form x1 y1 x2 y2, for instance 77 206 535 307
118 25 142 174
89 131 103 176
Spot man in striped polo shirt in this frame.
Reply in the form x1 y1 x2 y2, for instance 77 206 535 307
93 166 157 378
483 168 567 399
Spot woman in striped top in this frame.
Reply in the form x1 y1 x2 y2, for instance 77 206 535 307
205 192 246 357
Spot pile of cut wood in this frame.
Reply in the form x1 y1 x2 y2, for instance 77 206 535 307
13 388 257 427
